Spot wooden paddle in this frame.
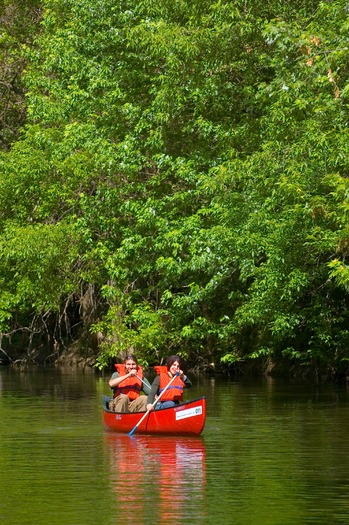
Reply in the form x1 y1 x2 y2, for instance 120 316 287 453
128 372 179 436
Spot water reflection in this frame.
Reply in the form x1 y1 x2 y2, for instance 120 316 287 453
0 365 98 399
3 368 349 525
105 434 207 524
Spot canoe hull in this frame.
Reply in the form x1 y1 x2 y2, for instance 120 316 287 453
103 396 206 436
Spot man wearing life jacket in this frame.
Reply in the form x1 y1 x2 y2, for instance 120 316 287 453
146 355 192 411
109 354 151 412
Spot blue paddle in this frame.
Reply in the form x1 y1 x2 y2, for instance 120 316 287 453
136 375 150 389
128 372 179 436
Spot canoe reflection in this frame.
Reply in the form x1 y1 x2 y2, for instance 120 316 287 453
105 434 206 524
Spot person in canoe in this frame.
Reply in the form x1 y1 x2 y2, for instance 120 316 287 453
146 355 192 411
109 354 151 412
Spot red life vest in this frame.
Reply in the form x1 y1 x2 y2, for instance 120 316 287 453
113 364 143 400
154 365 184 402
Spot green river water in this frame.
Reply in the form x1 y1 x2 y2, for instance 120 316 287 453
1 366 349 525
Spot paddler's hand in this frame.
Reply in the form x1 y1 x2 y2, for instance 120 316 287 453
146 403 154 411
128 369 137 376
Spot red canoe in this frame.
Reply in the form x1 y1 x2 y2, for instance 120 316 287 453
102 396 206 436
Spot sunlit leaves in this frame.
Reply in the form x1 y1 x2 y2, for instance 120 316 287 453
0 0 42 149
2 0 349 375
0 220 80 330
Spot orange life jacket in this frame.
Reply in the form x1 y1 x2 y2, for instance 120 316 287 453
113 364 143 400
154 365 184 402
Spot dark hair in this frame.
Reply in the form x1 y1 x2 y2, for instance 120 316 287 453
166 355 182 369
124 354 138 364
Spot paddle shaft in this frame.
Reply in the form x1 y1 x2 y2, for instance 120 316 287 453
114 371 148 389
136 375 150 389
128 372 179 436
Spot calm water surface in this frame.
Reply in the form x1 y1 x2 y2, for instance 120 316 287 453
1 367 349 524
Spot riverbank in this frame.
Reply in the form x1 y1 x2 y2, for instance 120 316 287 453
2 343 349 384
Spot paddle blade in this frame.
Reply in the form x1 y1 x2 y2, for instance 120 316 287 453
127 409 149 436
128 426 137 437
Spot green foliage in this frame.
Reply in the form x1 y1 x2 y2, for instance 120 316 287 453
0 220 80 331
93 300 172 370
0 0 42 149
2 0 349 376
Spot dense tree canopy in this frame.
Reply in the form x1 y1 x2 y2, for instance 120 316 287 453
1 0 349 378
0 0 42 149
